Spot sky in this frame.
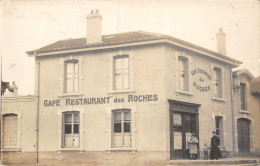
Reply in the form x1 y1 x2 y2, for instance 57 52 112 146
1 0 260 95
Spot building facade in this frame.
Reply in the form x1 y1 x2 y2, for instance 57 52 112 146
232 69 260 156
2 10 250 166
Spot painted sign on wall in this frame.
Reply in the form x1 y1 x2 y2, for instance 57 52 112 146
191 68 211 92
43 94 158 107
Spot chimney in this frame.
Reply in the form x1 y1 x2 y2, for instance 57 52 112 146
86 10 102 44
10 81 18 97
216 28 226 55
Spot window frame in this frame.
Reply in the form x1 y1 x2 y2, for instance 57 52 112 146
108 50 135 94
175 51 193 96
1 112 21 152
112 109 131 147
58 55 83 98
114 55 130 91
64 60 79 93
240 83 247 111
215 116 224 146
57 107 84 152
105 106 137 152
62 111 80 148
2 114 18 148
211 64 226 102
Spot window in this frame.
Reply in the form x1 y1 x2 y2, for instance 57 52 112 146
240 83 247 110
64 60 79 93
112 109 131 147
62 111 79 148
215 116 223 146
178 56 189 91
114 56 129 90
213 67 223 98
3 114 17 148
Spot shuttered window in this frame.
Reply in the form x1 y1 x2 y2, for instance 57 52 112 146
112 109 131 147
3 114 17 147
240 83 247 110
114 56 129 90
65 60 79 93
178 56 189 91
62 111 80 148
213 67 223 98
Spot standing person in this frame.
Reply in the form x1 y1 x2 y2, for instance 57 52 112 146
188 133 198 160
209 131 222 160
203 143 209 160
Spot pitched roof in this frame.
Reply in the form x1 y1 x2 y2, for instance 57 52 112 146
26 30 241 66
251 76 260 96
232 68 255 79
27 31 163 55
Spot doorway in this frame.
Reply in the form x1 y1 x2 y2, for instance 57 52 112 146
169 100 200 159
237 118 250 156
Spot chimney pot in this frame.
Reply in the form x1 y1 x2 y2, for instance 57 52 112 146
86 10 102 44
216 28 226 55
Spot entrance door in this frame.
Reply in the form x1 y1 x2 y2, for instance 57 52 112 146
170 112 197 159
237 119 250 155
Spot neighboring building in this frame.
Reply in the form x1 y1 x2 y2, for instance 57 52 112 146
232 69 260 156
1 10 243 165
1 85 36 164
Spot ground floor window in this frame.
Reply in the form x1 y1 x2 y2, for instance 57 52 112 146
62 111 79 148
3 114 17 148
112 109 131 147
215 116 223 146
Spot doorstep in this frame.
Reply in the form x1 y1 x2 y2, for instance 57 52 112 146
165 157 260 165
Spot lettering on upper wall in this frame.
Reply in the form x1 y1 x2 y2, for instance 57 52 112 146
43 94 158 107
191 68 211 92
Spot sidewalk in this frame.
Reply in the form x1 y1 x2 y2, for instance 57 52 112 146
165 156 260 166
1 157 260 166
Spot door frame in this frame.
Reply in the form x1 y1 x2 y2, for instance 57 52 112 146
169 100 201 160
237 118 251 156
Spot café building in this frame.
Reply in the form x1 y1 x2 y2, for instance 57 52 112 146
1 10 242 165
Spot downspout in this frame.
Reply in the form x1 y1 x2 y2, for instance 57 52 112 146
35 57 40 163
230 69 235 155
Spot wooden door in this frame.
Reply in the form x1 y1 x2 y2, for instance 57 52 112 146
170 112 196 159
237 119 250 155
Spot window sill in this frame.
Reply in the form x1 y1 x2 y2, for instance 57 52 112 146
176 90 193 96
1 148 21 152
212 97 226 102
239 110 250 114
106 147 137 153
58 93 83 98
108 89 135 95
57 147 84 153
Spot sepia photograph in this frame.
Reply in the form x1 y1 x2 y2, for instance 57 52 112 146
1 0 260 165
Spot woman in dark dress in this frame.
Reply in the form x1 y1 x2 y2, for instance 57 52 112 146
209 131 222 160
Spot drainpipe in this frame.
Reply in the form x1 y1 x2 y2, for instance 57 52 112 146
230 69 235 155
35 58 40 163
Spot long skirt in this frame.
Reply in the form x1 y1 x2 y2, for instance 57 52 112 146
209 146 222 159
189 144 198 154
